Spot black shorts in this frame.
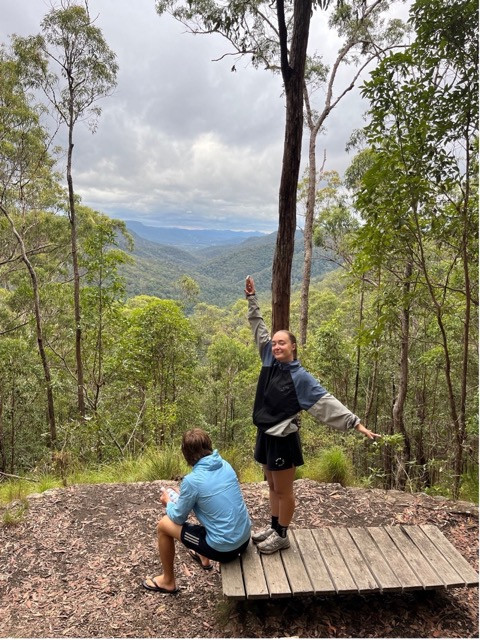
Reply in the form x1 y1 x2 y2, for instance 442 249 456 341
254 429 304 470
181 523 249 563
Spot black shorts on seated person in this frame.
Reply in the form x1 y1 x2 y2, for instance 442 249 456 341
181 523 249 563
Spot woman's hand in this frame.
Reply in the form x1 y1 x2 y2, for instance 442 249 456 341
245 275 255 296
355 422 381 440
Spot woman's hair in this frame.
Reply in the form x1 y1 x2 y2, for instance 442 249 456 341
181 428 213 466
285 331 298 359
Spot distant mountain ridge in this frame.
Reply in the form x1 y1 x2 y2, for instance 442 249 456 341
125 221 266 249
119 223 336 307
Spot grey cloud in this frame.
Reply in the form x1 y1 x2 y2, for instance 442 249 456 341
1 0 384 232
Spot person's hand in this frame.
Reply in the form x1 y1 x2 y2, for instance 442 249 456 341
245 275 255 296
355 422 381 440
160 488 169 506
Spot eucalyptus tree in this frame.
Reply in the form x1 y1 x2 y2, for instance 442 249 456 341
0 51 68 448
205 333 253 446
156 0 338 332
78 208 133 414
355 0 478 496
299 0 407 346
13 1 118 417
107 296 198 452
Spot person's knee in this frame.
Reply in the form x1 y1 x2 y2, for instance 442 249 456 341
275 486 294 500
157 515 183 541
157 515 171 535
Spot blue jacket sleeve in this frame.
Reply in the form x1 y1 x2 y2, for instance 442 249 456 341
165 475 197 524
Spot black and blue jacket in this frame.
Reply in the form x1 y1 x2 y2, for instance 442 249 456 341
248 295 360 436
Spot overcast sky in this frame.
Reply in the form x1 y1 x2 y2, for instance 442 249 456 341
1 0 409 232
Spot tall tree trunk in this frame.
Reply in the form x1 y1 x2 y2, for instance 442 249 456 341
299 120 326 345
299 5 384 344
455 132 473 498
353 279 365 413
0 394 6 472
9 384 15 473
272 0 312 333
392 260 413 490
1 205 57 448
92 257 105 413
67 115 86 418
413 206 465 499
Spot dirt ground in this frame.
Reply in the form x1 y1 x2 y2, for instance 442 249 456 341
0 478 478 638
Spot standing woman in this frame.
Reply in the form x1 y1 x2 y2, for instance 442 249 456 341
245 275 380 554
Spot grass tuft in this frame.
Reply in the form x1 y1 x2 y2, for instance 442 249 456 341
303 445 353 487
2 499 28 527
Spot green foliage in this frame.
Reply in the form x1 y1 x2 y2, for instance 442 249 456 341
143 447 189 482
303 446 354 486
121 230 335 308
0 0 477 503
220 444 264 482
2 500 28 527
459 468 479 504
14 2 118 130
0 481 32 506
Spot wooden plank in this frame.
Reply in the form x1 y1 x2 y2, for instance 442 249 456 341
220 557 245 600
220 525 478 599
312 528 358 594
261 551 291 598
330 527 379 592
281 532 313 596
240 540 269 599
348 527 402 592
385 526 443 589
403 525 465 588
294 529 336 595
420 525 479 587
367 526 422 591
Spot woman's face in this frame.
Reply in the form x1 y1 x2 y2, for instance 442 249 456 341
271 331 296 363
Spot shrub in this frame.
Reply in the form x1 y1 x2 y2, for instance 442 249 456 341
2 500 28 527
144 447 189 482
304 446 353 486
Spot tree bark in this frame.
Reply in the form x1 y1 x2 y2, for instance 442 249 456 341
1 205 57 448
353 279 365 413
392 260 413 490
272 0 312 333
0 394 6 472
67 106 86 418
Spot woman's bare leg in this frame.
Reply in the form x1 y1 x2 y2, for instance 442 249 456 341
264 466 296 526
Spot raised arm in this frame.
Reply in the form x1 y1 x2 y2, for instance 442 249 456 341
245 276 270 356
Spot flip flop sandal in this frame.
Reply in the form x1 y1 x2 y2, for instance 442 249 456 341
188 549 213 571
142 577 180 593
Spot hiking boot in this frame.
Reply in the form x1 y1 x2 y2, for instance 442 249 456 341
257 531 290 554
251 527 275 544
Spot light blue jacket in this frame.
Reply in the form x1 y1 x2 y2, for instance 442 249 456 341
166 450 251 552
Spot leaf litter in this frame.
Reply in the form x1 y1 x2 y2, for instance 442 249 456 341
0 479 477 638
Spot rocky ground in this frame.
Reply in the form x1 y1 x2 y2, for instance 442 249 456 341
0 478 478 638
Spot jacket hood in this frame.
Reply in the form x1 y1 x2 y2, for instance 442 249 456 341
194 449 223 471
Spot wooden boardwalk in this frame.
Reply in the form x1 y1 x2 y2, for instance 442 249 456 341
220 525 479 599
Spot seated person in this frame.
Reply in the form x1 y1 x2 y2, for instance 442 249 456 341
142 428 251 593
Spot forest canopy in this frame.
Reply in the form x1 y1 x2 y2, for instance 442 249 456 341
0 0 477 504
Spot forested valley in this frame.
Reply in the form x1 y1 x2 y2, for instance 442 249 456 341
0 0 478 513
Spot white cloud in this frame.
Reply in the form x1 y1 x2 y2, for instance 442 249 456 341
0 0 411 232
